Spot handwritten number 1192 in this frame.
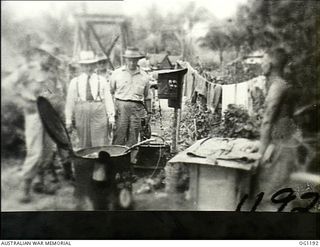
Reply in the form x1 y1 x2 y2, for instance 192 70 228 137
236 188 319 212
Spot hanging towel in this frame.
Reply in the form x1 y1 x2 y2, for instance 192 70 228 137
235 81 248 108
207 83 215 110
222 84 235 114
212 84 222 113
222 81 248 114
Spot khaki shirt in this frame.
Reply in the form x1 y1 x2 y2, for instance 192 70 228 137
4 61 63 114
109 66 151 102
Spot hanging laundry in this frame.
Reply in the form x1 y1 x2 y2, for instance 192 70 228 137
207 84 222 113
194 72 207 97
222 81 248 114
180 62 196 99
207 83 215 110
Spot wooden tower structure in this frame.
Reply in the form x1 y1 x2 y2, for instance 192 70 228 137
72 14 132 69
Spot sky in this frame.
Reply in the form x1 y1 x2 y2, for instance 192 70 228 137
3 0 248 20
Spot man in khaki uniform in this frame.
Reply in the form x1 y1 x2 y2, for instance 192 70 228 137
6 43 68 203
109 47 152 147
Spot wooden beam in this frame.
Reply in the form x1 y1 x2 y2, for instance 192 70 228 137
74 14 126 24
106 35 120 56
88 23 115 70
79 24 95 52
72 22 80 59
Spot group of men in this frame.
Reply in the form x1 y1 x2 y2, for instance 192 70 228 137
7 38 300 210
65 48 152 149
8 44 152 203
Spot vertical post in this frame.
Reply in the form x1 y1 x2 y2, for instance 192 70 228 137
171 107 179 153
72 21 80 60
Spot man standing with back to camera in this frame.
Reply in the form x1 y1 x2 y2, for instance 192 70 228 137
109 47 152 147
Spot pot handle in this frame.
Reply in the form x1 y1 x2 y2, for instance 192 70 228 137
151 133 167 145
123 138 156 154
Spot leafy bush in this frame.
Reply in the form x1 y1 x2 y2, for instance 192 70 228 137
214 104 261 139
1 99 25 157
179 99 220 149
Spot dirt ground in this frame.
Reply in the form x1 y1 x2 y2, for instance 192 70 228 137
1 100 193 211
1 158 193 211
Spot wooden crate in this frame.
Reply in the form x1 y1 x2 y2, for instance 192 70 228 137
188 163 251 211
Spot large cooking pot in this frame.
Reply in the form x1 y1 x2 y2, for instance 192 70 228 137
72 145 133 210
36 96 153 210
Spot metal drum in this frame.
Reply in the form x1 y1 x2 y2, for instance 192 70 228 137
36 97 134 210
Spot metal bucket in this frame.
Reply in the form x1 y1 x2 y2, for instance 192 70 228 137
134 135 171 175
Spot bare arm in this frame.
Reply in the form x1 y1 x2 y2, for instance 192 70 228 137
259 80 289 156
144 81 152 113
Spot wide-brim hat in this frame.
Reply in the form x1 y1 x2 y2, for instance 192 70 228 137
33 43 64 63
122 47 145 59
78 51 99 64
96 55 109 63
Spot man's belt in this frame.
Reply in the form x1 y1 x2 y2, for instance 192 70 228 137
115 98 149 113
115 98 143 104
77 99 103 102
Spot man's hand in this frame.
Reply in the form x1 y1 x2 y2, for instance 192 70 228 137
108 116 116 130
145 112 152 124
66 123 73 134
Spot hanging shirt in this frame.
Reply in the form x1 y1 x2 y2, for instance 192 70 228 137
109 66 151 102
182 62 196 99
194 73 207 97
65 72 115 125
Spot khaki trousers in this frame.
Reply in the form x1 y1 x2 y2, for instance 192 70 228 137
22 112 55 181
113 100 145 147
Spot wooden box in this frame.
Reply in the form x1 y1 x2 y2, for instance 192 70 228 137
188 163 251 211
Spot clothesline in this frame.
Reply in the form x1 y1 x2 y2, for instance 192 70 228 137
177 60 216 86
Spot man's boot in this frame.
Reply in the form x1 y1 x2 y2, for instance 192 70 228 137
20 179 32 203
33 175 57 195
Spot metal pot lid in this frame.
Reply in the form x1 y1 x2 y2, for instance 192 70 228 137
37 96 73 152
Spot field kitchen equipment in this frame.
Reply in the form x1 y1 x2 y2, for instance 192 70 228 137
134 134 171 175
36 96 155 210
